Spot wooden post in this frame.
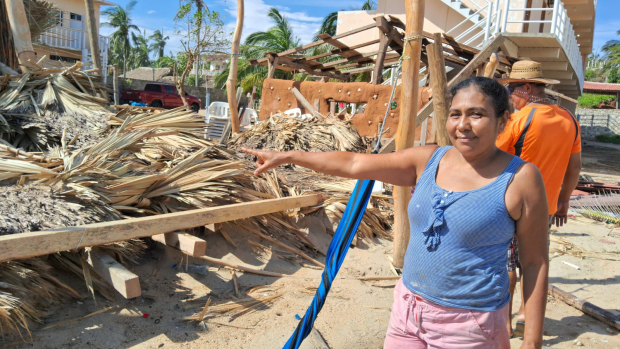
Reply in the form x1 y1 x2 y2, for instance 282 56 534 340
372 29 391 84
248 86 257 110
112 65 119 105
4 0 36 73
483 52 499 78
84 0 101 73
392 0 426 268
88 250 141 299
226 0 244 135
549 285 620 330
329 100 336 115
427 33 451 147
152 232 207 257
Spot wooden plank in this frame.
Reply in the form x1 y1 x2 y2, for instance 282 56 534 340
152 231 207 257
317 34 362 59
87 249 141 299
0 194 323 262
291 87 321 117
297 39 380 63
549 285 620 331
392 0 426 268
427 33 451 146
5 0 35 72
275 57 349 80
252 23 378 65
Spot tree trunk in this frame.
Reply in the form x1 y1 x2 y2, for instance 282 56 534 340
0 1 19 71
4 0 35 73
84 0 101 73
177 54 193 111
226 0 244 135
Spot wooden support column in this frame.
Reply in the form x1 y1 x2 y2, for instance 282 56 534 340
392 0 426 268
84 0 101 73
4 0 36 73
426 33 451 146
291 87 321 117
372 28 391 84
226 0 244 135
88 250 141 299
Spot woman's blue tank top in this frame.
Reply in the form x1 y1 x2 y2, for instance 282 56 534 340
402 146 524 311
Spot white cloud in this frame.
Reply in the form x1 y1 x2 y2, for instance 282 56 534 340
147 10 156 14
225 0 322 45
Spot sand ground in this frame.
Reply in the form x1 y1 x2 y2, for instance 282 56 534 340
9 144 620 349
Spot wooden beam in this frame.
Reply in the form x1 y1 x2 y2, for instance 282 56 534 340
549 285 620 331
317 34 362 58
372 24 391 84
291 87 321 117
0 194 323 262
392 0 426 268
276 57 349 80
84 0 101 73
4 0 36 72
152 231 207 257
251 23 378 65
87 250 141 299
427 33 451 146
267 55 278 79
297 39 380 63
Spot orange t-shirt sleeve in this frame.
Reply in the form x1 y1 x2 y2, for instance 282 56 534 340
496 113 524 155
571 123 582 154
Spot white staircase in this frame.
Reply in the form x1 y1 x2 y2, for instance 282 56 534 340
440 0 484 23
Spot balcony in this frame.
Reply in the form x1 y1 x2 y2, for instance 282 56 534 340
35 26 110 76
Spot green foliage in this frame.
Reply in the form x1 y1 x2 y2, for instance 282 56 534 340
608 67 620 83
102 0 139 73
595 134 620 144
187 75 205 86
577 93 616 109
585 68 606 82
152 55 176 68
130 30 151 68
148 30 170 59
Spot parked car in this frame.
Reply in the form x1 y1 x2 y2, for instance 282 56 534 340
120 83 201 112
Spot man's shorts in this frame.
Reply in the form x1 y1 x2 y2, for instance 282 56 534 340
507 216 554 272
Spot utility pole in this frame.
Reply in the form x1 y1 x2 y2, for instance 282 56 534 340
84 0 101 73
226 0 244 135
4 0 36 73
392 0 426 268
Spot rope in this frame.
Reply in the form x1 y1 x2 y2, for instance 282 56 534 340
400 35 425 61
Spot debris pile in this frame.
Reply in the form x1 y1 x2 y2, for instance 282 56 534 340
229 114 369 163
0 65 393 340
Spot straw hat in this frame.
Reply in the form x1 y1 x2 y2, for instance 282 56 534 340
497 60 560 85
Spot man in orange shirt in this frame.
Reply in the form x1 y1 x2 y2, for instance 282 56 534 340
496 60 582 337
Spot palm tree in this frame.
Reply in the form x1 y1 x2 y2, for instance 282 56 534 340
215 8 303 95
102 0 139 78
148 30 169 59
130 30 151 69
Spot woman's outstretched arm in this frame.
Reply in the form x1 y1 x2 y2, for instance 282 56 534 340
242 146 438 187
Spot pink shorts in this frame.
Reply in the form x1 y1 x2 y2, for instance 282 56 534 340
384 279 510 349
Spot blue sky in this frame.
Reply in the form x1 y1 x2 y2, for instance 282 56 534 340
99 0 618 59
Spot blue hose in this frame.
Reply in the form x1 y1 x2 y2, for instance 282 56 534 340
283 179 375 348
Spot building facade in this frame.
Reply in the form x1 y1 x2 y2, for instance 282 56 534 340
32 0 114 77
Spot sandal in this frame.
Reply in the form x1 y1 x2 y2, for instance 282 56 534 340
514 321 525 338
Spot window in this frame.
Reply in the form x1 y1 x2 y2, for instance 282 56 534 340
163 85 176 94
70 13 83 21
145 84 161 92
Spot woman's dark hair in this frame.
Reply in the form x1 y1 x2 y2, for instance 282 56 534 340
449 77 510 118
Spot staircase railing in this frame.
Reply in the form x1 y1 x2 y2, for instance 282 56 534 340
445 0 583 93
